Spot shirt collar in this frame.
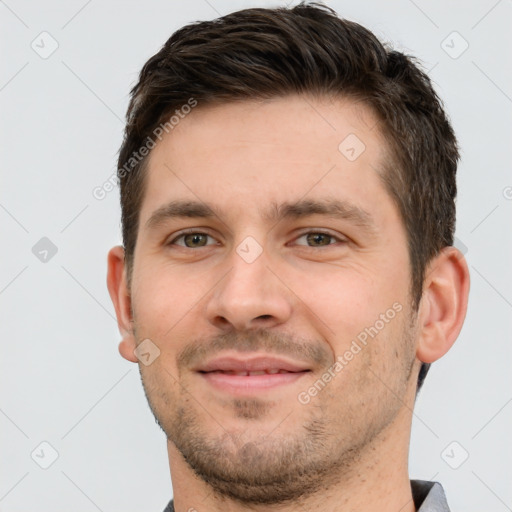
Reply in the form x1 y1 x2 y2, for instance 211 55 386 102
411 479 451 511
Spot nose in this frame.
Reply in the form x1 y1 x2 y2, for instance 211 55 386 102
206 248 293 331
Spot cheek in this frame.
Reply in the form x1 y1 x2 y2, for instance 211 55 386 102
130 262 211 342
317 306 412 413
288 261 397 340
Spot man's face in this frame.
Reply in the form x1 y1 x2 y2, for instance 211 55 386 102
126 95 420 503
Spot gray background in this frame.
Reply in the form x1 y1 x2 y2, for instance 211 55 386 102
1 0 511 510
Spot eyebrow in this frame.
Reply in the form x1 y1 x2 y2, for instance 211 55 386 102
144 198 377 233
145 200 219 231
265 199 376 232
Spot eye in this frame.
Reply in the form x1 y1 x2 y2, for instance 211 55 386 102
170 232 218 248
294 231 344 247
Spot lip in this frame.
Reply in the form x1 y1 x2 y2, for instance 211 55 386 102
195 354 311 395
195 355 311 373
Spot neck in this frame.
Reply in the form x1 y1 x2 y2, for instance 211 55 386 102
167 396 417 512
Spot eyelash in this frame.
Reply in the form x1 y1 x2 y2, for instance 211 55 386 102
294 231 347 247
167 230 347 248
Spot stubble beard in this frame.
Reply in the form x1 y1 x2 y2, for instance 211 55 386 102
148 389 378 505
136 315 417 505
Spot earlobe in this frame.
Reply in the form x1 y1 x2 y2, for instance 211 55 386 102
416 246 470 364
106 246 138 363
118 338 138 363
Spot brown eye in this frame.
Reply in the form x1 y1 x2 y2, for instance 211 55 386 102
173 233 213 248
185 234 208 247
305 233 333 246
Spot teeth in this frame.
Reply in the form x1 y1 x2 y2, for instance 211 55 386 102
212 369 293 375
233 371 270 376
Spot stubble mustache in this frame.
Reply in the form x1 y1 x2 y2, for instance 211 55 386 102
175 328 332 375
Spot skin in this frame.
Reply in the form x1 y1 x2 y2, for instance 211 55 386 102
107 94 470 512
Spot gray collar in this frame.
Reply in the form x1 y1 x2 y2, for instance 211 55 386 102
411 479 451 511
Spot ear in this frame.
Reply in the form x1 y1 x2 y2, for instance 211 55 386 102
416 246 470 363
106 246 138 363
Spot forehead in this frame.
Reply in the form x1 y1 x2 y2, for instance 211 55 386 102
140 95 394 226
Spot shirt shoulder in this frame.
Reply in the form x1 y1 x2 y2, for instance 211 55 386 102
162 499 174 512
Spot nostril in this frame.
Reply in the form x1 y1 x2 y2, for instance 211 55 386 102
211 316 232 329
256 315 273 321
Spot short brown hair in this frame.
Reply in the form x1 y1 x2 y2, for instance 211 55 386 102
117 2 460 392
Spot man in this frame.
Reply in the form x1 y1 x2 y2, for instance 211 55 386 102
107 2 470 511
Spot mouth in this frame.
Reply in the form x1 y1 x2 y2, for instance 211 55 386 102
204 369 300 376
195 355 311 394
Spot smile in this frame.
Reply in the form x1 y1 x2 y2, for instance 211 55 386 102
195 354 311 394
